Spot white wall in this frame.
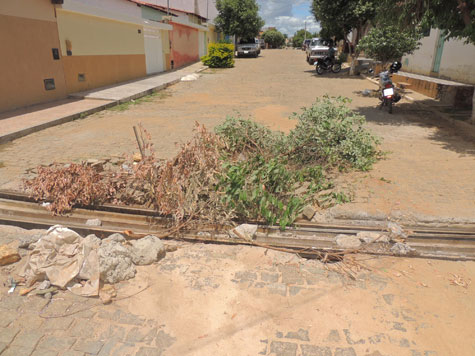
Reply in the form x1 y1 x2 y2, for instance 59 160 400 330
439 38 475 84
146 0 218 21
402 29 438 76
402 28 475 85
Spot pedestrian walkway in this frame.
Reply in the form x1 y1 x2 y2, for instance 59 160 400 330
0 62 207 144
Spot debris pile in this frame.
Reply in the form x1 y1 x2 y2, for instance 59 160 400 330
333 221 417 256
12 225 167 299
24 96 381 231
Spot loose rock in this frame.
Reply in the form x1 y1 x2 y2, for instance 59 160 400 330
335 234 362 249
229 224 258 241
387 222 408 241
38 280 51 290
128 235 166 266
302 205 316 220
99 234 136 284
357 231 390 244
0 243 21 266
86 219 102 227
390 242 416 255
99 284 117 304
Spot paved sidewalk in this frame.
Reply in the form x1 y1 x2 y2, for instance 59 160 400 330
0 62 206 144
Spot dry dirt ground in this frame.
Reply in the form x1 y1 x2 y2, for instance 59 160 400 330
0 225 474 356
0 49 474 222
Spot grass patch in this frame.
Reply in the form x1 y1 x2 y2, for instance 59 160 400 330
108 90 171 112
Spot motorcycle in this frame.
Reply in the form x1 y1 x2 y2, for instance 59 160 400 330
315 57 341 75
373 61 402 114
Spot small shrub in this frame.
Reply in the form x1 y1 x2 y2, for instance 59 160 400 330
215 116 285 155
201 43 235 68
288 96 380 171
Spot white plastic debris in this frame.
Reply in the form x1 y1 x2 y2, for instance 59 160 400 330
181 73 200 81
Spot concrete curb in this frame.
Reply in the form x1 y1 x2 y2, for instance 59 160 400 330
0 64 209 144
0 102 116 145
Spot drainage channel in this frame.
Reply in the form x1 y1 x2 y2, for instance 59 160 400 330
0 191 474 261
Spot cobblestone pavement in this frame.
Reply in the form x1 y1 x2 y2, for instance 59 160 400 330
1 232 474 356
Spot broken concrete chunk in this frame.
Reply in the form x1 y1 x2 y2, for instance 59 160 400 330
387 222 408 241
229 224 258 240
104 233 126 243
0 243 21 266
86 219 102 227
390 242 416 255
99 236 136 284
128 235 166 266
302 205 316 220
357 231 390 244
335 234 362 249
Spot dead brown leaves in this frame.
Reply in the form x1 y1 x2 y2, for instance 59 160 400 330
23 163 110 215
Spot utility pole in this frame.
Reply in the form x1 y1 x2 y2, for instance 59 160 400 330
304 20 307 43
167 0 169 16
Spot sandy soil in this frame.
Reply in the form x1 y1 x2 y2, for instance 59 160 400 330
0 49 474 221
1 224 474 356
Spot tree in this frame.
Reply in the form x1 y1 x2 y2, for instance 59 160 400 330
357 26 420 66
292 29 313 48
215 0 265 39
376 0 475 44
312 0 377 73
262 29 285 48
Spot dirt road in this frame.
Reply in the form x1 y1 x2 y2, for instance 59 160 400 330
0 49 474 221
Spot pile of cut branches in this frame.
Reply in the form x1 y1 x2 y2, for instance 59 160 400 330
24 96 381 229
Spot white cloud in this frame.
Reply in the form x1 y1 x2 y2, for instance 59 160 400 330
271 15 320 36
257 0 320 36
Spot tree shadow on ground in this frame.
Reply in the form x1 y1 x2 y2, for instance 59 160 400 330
355 98 475 156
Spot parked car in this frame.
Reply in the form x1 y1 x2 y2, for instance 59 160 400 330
258 38 265 49
302 39 311 51
306 38 336 65
236 38 261 58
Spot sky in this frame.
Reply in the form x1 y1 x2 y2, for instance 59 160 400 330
256 0 321 36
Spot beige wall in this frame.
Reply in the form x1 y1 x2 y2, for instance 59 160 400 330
0 0 56 22
56 9 147 93
62 55 146 93
56 9 145 56
0 14 67 112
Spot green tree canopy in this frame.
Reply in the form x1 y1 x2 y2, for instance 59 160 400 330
375 0 475 44
215 0 265 39
312 0 377 54
262 29 285 48
292 29 313 48
357 25 420 66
